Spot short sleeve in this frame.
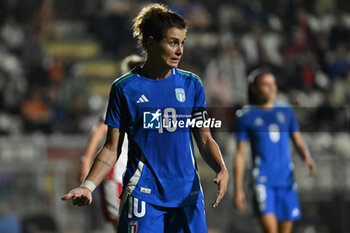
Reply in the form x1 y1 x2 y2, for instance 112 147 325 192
289 108 300 133
193 77 206 110
236 113 249 142
104 83 124 129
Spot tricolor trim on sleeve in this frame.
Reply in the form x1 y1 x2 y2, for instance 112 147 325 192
114 73 134 87
177 69 203 86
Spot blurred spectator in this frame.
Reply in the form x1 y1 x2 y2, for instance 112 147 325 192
327 43 350 80
21 214 57 233
20 87 53 133
283 9 315 59
96 0 133 57
46 84 67 132
21 32 48 87
47 57 66 84
0 72 25 114
241 23 264 69
186 2 212 32
0 49 26 114
314 0 336 15
60 74 90 133
314 33 330 73
330 70 350 106
217 3 246 34
242 0 269 28
168 0 190 16
313 90 339 131
205 40 247 107
280 1 314 34
0 0 22 23
0 16 24 56
328 11 350 50
302 50 320 90
0 215 21 233
35 0 57 40
260 29 283 67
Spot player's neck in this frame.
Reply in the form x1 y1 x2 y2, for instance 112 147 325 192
257 100 274 109
140 61 172 80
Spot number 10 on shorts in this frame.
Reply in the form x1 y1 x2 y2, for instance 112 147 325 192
128 196 146 218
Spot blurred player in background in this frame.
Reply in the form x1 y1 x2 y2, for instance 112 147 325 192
233 68 316 233
62 3 229 233
79 55 144 230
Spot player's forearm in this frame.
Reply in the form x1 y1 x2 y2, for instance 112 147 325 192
82 123 107 163
292 132 311 160
199 138 227 174
234 153 245 192
296 143 311 160
83 135 101 162
295 138 313 162
84 146 117 187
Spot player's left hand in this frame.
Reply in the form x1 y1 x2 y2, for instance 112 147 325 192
305 156 316 176
212 168 229 208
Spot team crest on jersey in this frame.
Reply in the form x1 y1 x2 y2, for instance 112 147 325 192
128 220 138 233
277 112 285 124
175 88 186 102
254 117 264 126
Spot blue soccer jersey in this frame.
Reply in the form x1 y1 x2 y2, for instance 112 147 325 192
236 103 300 187
105 67 206 207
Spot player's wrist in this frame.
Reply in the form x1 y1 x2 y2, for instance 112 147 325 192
80 180 96 192
217 165 228 174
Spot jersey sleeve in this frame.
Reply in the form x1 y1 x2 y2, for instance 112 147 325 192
236 112 249 141
289 108 300 133
104 83 124 129
193 76 206 109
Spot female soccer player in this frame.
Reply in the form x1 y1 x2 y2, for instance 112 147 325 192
78 55 144 230
62 4 229 233
233 68 316 233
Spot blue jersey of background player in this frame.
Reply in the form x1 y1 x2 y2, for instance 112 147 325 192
236 102 299 187
233 68 316 233
62 3 229 233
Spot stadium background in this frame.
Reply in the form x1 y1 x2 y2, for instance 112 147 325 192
0 0 349 232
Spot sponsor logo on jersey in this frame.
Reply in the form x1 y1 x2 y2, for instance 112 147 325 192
143 108 221 130
175 88 186 102
128 220 138 233
137 94 149 103
143 110 161 129
254 117 264 126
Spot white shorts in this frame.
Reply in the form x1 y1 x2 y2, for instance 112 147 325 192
100 172 123 223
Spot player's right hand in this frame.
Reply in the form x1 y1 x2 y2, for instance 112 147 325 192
61 187 92 206
234 189 246 211
305 156 316 176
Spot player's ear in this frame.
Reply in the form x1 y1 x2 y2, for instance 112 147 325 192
145 36 155 51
